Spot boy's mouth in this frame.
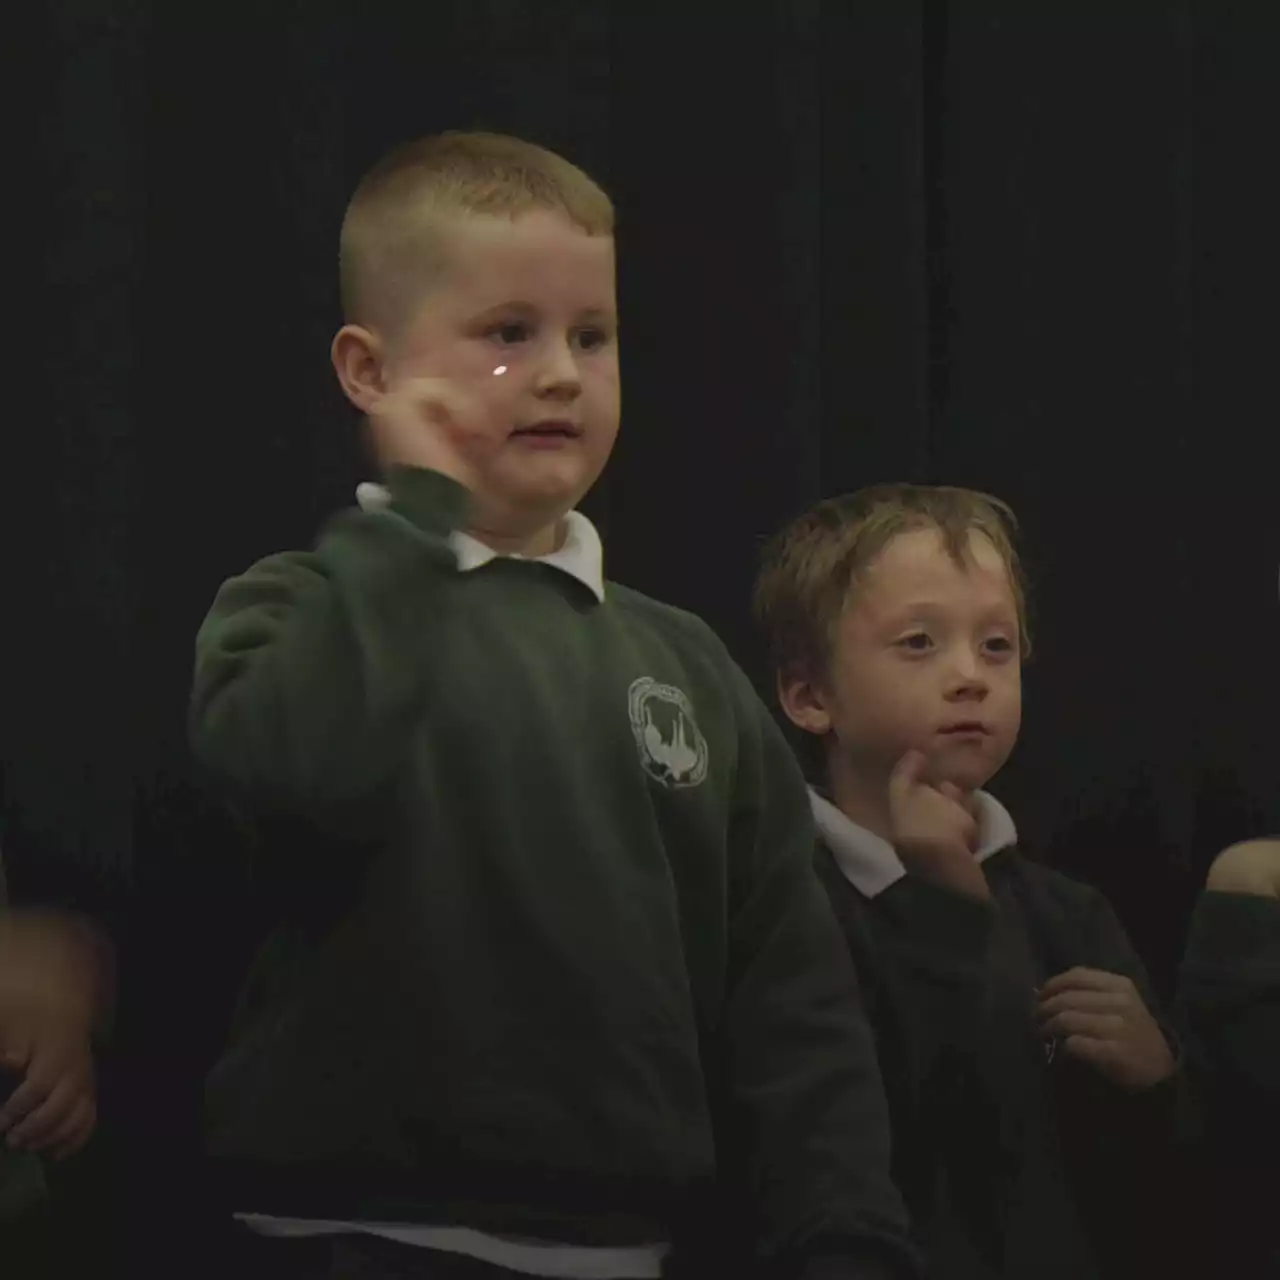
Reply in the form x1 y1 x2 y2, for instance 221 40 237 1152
511 420 582 439
938 721 990 737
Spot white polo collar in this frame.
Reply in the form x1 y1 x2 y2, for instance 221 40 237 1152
811 787 1018 899
356 481 605 603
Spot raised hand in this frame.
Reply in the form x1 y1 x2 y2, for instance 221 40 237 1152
887 749 989 900
367 375 501 492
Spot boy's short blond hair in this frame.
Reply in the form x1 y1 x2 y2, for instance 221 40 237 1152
753 483 1032 688
339 131 615 335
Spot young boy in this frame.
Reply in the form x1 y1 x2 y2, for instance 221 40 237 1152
1179 838 1280 1274
188 132 917 1279
753 484 1196 1279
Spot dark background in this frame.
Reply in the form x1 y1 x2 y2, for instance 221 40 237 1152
4 1 1279 1271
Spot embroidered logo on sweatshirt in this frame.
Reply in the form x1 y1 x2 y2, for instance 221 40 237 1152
628 677 709 789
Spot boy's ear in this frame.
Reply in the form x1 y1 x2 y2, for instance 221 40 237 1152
331 324 387 413
777 668 833 737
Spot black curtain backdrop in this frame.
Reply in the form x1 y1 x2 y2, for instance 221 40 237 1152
5 1 1279 1271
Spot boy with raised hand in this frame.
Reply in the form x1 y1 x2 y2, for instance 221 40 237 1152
753 484 1194 1279
189 132 916 1279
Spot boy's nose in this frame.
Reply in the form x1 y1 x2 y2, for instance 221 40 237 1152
946 659 989 697
535 340 582 395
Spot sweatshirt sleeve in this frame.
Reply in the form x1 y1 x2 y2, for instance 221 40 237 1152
1179 889 1280 1088
1177 891 1280 1275
189 467 468 831
716 671 920 1280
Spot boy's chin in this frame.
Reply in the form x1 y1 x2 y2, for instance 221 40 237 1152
468 491 580 554
917 754 998 795
491 474 593 522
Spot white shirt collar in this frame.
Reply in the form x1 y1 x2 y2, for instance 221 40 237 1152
810 787 1019 899
355 481 605 603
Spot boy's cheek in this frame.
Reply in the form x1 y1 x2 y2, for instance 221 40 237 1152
393 332 488 381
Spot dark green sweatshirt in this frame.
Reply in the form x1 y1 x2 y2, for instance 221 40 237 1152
189 466 916 1279
812 793 1199 1280
1179 890 1280 1276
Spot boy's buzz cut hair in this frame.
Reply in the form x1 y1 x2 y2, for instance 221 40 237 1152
753 483 1032 689
339 130 615 335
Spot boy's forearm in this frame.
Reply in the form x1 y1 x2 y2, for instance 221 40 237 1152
191 467 468 824
66 912 116 1033
0 908 115 1034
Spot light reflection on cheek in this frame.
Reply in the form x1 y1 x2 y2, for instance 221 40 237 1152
492 365 507 377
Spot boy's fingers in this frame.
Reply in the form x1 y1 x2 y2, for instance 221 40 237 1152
889 750 928 799
0 1068 47 1133
1036 990 1127 1020
8 1076 79 1151
1060 1035 1116 1071
45 1094 96 1162
1041 1010 1123 1042
1039 968 1127 998
383 377 485 430
1 1041 31 1073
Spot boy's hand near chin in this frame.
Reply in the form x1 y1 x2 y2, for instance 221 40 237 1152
888 749 990 901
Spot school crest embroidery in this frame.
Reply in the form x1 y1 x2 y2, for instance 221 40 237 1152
628 677 709 789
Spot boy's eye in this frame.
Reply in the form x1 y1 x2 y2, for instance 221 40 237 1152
899 633 932 652
986 636 1015 655
488 321 531 345
576 327 610 352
